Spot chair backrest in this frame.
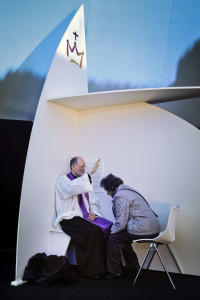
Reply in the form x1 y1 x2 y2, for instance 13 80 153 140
155 206 180 244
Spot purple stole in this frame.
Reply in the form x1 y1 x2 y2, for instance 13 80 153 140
67 172 113 240
67 172 90 218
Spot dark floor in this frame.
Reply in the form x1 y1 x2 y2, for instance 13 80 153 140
1 249 199 300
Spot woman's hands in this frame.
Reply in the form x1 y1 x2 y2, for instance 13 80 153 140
88 212 97 221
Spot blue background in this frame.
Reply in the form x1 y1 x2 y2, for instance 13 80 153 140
0 0 200 126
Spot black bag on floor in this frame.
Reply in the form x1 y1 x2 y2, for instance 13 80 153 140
23 253 80 285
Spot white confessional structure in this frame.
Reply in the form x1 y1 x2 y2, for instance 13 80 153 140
11 5 200 286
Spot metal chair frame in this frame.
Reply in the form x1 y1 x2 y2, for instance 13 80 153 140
133 206 182 290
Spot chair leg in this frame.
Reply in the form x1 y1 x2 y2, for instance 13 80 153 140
166 244 183 274
145 245 157 270
133 244 154 286
155 244 176 290
133 243 179 290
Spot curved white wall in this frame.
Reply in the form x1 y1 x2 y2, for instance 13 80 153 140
12 5 88 285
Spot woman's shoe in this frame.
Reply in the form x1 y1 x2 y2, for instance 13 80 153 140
105 273 121 280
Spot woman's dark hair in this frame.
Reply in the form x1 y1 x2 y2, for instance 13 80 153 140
100 173 123 192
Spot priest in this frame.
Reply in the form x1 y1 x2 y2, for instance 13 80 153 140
54 156 112 279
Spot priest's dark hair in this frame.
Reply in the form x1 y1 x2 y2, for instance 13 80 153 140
100 173 123 192
70 156 78 169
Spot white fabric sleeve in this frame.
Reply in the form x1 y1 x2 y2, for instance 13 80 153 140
56 173 93 199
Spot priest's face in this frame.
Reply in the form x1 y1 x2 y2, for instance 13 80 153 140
71 157 86 177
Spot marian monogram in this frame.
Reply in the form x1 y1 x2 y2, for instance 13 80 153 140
66 31 84 68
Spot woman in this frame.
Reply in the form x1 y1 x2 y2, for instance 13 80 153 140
100 173 160 279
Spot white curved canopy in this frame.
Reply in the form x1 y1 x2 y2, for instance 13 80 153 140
48 86 200 111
